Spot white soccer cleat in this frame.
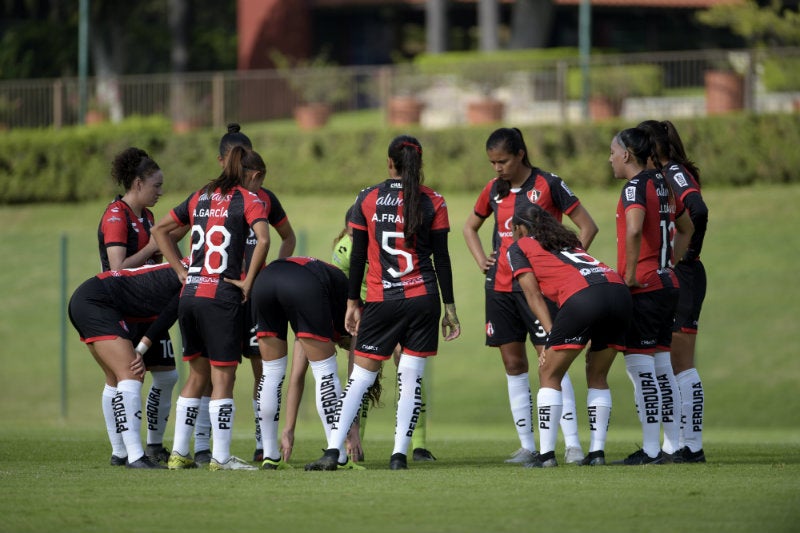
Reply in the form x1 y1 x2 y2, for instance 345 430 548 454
564 446 585 465
504 447 538 464
209 455 258 471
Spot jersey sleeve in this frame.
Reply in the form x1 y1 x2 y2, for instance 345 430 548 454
263 189 288 228
473 180 494 218
99 204 130 247
548 175 580 215
348 191 368 232
621 179 647 213
243 189 270 227
507 240 533 278
170 193 194 226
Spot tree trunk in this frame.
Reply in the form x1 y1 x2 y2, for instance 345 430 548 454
510 0 554 49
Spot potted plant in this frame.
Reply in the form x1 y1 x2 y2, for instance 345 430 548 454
386 66 428 126
703 56 746 115
457 60 507 125
567 63 663 120
272 50 350 130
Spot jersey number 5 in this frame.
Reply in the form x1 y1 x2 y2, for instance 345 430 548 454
382 231 414 278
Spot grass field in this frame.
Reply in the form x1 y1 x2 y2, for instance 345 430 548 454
1 184 798 532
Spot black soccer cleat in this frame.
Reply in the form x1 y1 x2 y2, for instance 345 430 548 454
412 448 437 462
389 453 408 470
145 443 171 464
674 446 706 463
580 450 606 466
523 450 557 468
110 454 127 466
194 449 212 466
305 448 339 471
127 455 167 469
613 448 664 465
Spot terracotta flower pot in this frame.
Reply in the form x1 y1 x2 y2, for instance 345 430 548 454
705 70 744 115
466 99 504 125
294 103 331 130
388 96 425 126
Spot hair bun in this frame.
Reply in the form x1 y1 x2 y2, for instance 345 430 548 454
227 123 241 133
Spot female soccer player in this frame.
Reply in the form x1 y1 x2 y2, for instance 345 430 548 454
248 256 356 470
152 146 270 471
68 260 187 468
637 120 708 463
190 123 297 466
463 127 598 466
507 205 632 467
97 147 177 465
306 134 460 471
609 127 693 465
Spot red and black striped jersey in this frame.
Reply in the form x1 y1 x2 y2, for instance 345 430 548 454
350 179 449 302
663 161 706 261
473 169 581 292
615 169 679 294
170 185 269 303
97 196 155 271
508 237 624 306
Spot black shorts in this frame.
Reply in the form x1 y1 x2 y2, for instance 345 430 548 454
354 295 440 360
251 260 337 343
624 287 679 353
241 299 259 358
484 289 556 347
673 260 706 334
548 284 632 352
69 278 175 368
179 296 243 366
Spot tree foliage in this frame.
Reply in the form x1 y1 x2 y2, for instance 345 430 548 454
696 0 800 47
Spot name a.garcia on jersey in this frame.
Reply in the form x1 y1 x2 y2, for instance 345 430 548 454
194 207 229 218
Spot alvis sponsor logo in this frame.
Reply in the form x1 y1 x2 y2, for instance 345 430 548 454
375 193 403 206
112 393 128 433
320 374 338 425
656 184 669 198
538 406 552 430
216 403 234 430
199 192 232 202
405 375 424 437
146 387 163 431
639 372 660 423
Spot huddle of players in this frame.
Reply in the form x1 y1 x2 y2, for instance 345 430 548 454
70 120 707 470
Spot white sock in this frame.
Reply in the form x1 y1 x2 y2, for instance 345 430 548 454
258 357 287 461
655 351 680 454
209 398 235 463
116 379 144 463
624 354 661 457
194 396 211 454
393 355 427 456
537 387 562 455
559 372 581 449
677 368 704 452
146 369 178 446
506 373 537 452
586 388 612 453
252 398 262 451
329 364 379 452
309 354 345 462
102 385 126 458
173 396 201 456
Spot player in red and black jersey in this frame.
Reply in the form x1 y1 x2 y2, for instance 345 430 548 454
610 127 693 465
638 120 708 463
508 205 632 467
68 260 188 469
306 135 461 471
463 127 599 466
250 256 355 469
97 147 177 465
153 146 270 471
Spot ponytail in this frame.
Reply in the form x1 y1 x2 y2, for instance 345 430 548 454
388 135 425 240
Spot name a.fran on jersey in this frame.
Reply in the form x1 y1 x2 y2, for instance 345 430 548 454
194 207 229 218
372 213 404 224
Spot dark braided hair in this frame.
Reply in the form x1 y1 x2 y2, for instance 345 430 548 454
219 123 252 158
485 127 533 200
111 147 160 190
513 204 582 253
387 135 425 240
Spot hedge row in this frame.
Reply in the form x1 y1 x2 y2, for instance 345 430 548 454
1 112 799 204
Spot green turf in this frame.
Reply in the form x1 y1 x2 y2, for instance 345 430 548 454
0 185 798 532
